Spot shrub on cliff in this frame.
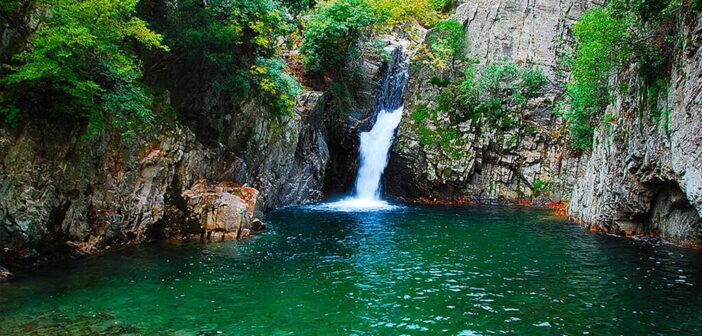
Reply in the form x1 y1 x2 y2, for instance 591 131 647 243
300 0 379 76
560 6 630 150
471 60 548 125
560 0 693 150
413 60 547 157
414 19 466 77
368 0 446 27
0 0 167 135
251 57 302 118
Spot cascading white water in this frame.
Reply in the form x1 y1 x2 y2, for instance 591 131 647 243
315 105 404 211
310 40 408 212
353 105 405 200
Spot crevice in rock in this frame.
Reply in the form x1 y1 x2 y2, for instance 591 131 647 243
643 181 702 244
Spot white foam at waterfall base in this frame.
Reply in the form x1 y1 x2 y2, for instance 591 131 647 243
314 106 405 212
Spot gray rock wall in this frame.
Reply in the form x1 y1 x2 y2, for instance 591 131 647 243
386 0 595 203
568 11 702 246
0 89 330 268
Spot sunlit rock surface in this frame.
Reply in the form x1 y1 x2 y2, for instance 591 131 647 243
568 10 702 247
387 0 596 203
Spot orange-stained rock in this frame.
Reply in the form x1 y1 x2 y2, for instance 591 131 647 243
546 201 568 217
178 180 263 242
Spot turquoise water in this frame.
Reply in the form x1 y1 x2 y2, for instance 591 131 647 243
1 205 701 335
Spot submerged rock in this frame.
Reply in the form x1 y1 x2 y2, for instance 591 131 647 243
0 265 12 282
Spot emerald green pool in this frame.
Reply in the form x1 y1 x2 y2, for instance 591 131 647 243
1 205 701 335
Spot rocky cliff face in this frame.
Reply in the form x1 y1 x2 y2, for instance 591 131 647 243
0 116 247 269
0 32 404 274
386 1 701 247
386 0 595 203
0 80 334 267
568 10 702 247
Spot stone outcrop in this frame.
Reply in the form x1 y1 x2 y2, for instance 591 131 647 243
386 0 595 203
175 180 261 241
567 10 702 247
0 89 326 269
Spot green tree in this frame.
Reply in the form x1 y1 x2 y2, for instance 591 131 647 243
561 6 630 150
416 19 465 76
300 0 379 75
144 0 300 118
1 0 167 135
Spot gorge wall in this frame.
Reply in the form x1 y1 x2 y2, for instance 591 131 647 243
386 0 596 203
384 0 701 246
568 9 702 247
0 22 406 271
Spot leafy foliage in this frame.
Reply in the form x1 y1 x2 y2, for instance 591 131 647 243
560 6 630 150
368 0 446 27
413 60 548 157
414 19 466 76
471 60 548 125
299 0 451 78
0 0 167 134
251 57 302 118
559 0 691 150
300 0 379 75
145 0 299 118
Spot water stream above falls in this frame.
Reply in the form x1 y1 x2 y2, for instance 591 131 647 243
1 206 702 335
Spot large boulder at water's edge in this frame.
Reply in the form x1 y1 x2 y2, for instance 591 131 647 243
174 180 263 241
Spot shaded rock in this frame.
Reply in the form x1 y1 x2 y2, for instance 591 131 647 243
251 218 267 232
0 265 12 282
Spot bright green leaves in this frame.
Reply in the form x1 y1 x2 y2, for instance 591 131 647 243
559 0 685 150
229 0 293 54
300 0 379 75
299 0 450 77
251 57 302 118
415 19 466 76
1 0 166 135
151 0 299 118
368 0 446 27
560 6 630 150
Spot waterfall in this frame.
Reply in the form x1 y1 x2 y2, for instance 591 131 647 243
353 105 405 200
319 39 409 211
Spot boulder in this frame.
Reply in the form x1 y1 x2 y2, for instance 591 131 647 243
180 180 259 241
0 265 12 282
